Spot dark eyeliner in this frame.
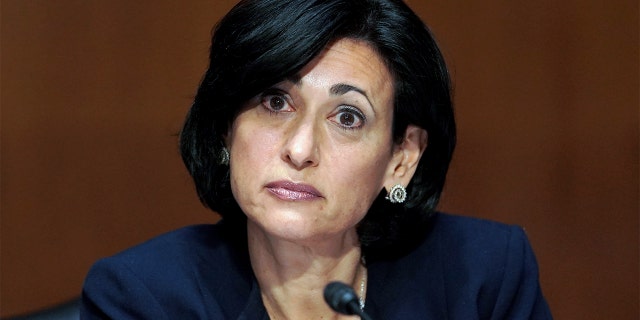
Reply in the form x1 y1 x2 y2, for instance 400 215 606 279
340 105 366 123
334 105 366 131
259 88 289 114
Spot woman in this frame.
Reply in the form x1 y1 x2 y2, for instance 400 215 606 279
81 0 552 319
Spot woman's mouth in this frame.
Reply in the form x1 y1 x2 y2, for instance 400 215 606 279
265 181 323 201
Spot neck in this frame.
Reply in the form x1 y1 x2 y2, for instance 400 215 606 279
246 221 366 320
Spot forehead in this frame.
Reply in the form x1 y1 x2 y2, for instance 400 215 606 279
294 38 394 105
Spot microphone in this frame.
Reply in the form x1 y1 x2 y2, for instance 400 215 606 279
323 281 373 320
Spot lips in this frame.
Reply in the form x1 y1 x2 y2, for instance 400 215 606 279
265 180 323 201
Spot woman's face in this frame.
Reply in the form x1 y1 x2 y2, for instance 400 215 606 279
227 38 400 243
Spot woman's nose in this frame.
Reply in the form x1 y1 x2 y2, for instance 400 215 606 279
282 117 320 169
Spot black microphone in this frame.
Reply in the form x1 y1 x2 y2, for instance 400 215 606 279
323 281 373 320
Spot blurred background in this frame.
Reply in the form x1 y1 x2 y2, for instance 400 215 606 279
1 0 637 318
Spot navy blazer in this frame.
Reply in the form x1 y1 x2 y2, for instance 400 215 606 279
81 213 553 319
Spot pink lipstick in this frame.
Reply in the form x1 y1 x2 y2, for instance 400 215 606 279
265 181 323 201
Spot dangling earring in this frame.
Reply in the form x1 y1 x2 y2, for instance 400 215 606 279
219 147 230 165
385 184 407 204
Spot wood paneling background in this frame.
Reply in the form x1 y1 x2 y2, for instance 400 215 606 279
2 1 637 318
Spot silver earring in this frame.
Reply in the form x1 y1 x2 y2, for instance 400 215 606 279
219 147 230 165
385 184 407 204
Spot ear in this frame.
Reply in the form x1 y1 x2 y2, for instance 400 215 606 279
383 125 428 191
222 131 231 149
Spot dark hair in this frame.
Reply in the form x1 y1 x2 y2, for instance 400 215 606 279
180 0 456 260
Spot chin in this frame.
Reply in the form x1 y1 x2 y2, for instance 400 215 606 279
259 215 320 239
248 212 355 244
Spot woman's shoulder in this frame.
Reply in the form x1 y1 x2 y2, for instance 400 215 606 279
375 212 536 276
90 221 250 278
431 212 526 247
433 211 518 233
81 222 255 318
431 212 551 318
83 224 227 290
425 212 534 270
104 223 228 264
369 212 551 319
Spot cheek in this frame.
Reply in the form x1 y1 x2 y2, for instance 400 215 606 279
230 120 279 163
328 144 392 202
228 122 278 192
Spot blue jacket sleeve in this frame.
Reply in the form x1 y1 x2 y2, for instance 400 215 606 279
490 227 553 320
80 257 169 320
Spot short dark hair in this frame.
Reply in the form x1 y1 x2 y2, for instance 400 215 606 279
180 0 456 260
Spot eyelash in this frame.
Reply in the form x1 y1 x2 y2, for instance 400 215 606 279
257 89 367 130
259 90 293 114
332 105 366 130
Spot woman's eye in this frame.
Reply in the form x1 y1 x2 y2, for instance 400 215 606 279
261 93 292 112
330 106 365 129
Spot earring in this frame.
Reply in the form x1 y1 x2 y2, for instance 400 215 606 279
219 147 230 165
385 184 407 204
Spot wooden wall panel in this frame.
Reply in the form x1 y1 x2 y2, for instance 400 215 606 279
1 1 234 316
2 0 638 318
409 1 639 318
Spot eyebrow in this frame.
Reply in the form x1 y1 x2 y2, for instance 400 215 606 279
285 76 377 113
330 83 366 97
286 74 302 85
329 83 376 113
